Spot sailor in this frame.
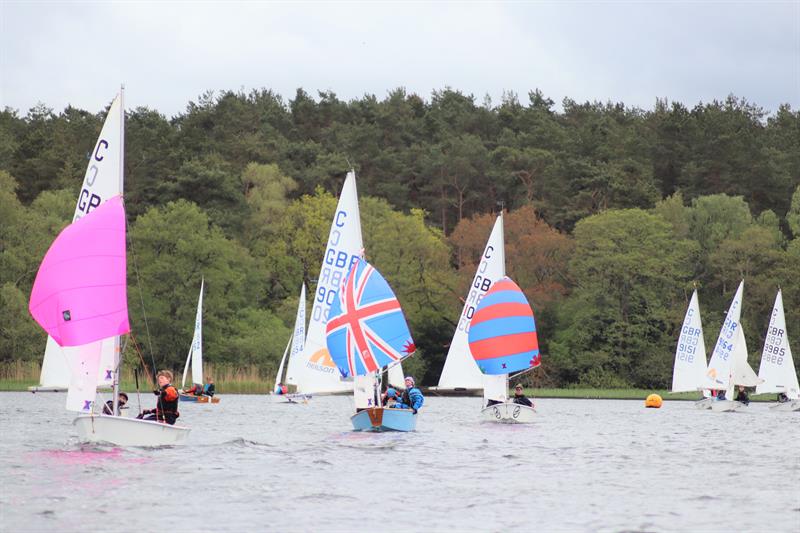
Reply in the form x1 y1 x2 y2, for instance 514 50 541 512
203 377 215 397
735 385 750 406
382 387 398 407
138 370 180 425
102 392 129 415
184 383 203 396
395 376 424 414
276 382 288 395
777 392 789 403
511 384 533 407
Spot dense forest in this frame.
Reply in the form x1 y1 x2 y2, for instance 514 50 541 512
1 88 798 388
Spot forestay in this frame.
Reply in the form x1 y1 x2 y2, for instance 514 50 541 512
671 290 708 393
37 93 124 390
438 214 506 389
756 290 799 399
29 196 130 411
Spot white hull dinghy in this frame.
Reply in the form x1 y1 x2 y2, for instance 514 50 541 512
769 400 800 412
710 400 745 413
74 415 190 446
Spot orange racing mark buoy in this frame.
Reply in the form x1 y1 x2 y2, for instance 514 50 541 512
645 394 663 408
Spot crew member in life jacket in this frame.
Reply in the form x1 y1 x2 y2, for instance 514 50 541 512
735 385 750 406
511 384 533 407
382 387 398 407
394 376 424 414
138 370 180 425
275 382 288 395
203 377 215 397
184 383 203 396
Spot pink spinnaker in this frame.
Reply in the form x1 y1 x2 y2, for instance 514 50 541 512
29 195 130 347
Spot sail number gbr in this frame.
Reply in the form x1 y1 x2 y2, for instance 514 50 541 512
763 325 787 365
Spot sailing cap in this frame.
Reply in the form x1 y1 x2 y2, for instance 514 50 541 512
404 376 415 386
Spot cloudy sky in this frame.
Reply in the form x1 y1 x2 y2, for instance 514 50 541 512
1 1 797 117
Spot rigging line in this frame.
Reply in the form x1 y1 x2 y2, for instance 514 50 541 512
128 331 154 387
124 212 158 374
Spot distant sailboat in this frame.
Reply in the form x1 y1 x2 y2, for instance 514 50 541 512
292 171 402 394
326 258 418 431
705 281 762 412
30 92 124 392
272 283 312 403
437 213 506 393
671 289 713 409
179 279 219 404
30 196 189 445
756 290 799 411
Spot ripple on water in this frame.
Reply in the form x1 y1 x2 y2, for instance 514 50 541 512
1 394 798 531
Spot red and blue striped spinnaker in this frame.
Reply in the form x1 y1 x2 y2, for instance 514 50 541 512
326 258 415 378
468 277 540 374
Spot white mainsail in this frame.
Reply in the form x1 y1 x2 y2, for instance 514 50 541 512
705 281 744 395
182 279 204 388
39 92 124 401
438 213 506 390
671 290 708 393
731 326 760 387
282 283 307 389
756 290 799 399
292 171 364 394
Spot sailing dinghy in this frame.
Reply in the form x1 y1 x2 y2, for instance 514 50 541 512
29 93 125 392
436 214 506 393
271 284 312 403
179 279 219 404
756 290 800 411
469 277 541 423
29 196 190 445
326 258 418 431
287 171 403 395
671 289 713 409
705 281 762 412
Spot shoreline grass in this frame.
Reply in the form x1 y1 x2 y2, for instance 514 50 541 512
1 378 782 401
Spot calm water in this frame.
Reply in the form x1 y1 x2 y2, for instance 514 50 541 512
1 392 798 532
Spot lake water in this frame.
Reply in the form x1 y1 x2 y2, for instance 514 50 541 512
1 392 798 532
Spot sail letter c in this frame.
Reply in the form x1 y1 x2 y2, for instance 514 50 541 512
335 210 347 227
94 139 108 161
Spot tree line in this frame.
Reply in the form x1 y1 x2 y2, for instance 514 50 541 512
1 88 798 388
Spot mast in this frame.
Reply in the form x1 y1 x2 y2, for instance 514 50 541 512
112 85 125 416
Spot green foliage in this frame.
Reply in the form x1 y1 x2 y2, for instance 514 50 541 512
3 89 799 387
549 209 697 387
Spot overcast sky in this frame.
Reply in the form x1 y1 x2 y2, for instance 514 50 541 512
1 1 797 117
